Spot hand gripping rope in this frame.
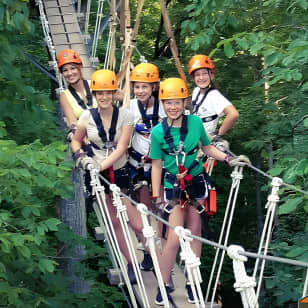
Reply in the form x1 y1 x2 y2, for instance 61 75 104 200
253 177 283 301
137 203 171 308
87 164 139 308
227 245 258 308
206 166 244 306
110 184 151 308
175 227 205 308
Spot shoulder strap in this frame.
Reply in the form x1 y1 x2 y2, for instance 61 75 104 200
68 80 93 109
90 107 119 143
137 97 160 130
192 87 215 115
162 115 188 154
83 80 93 107
152 97 160 127
137 100 151 131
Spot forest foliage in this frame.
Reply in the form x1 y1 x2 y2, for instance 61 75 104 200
0 0 307 307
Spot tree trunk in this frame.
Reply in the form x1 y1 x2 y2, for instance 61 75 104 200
56 106 90 293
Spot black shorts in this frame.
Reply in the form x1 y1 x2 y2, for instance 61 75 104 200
165 173 208 201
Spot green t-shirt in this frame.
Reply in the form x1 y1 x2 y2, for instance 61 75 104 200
150 115 210 188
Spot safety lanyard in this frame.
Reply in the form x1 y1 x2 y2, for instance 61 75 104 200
68 80 93 110
90 106 119 150
162 115 188 167
137 97 159 131
192 87 215 115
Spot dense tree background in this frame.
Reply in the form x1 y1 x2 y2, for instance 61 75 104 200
0 0 307 307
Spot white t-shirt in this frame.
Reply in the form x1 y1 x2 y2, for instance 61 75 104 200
129 98 166 155
78 107 134 170
191 87 231 134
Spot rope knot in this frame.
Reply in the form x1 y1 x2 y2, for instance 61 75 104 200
227 245 247 262
234 276 256 292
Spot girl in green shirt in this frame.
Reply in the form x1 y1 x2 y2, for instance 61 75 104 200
150 77 250 305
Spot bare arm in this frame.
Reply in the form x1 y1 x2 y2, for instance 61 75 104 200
202 144 227 161
151 159 163 197
59 91 78 127
218 104 239 136
99 124 133 171
71 123 87 152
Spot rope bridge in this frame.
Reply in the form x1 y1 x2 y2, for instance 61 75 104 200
34 0 308 307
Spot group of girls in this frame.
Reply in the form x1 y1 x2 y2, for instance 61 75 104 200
57 48 250 305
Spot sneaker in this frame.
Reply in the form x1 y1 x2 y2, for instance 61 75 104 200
155 285 174 306
140 253 153 271
127 263 137 284
186 283 198 304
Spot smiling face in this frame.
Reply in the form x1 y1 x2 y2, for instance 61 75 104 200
94 90 113 109
133 82 153 104
193 68 215 89
163 99 184 120
61 63 82 84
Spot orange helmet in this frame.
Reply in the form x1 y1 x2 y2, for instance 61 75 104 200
159 78 189 100
130 63 159 83
90 69 118 91
57 49 82 69
188 54 216 75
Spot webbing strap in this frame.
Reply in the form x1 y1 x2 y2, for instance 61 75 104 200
90 107 119 145
137 97 159 131
192 87 215 115
162 114 188 154
68 80 93 109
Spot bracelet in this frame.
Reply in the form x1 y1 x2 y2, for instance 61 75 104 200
72 149 86 161
224 154 230 163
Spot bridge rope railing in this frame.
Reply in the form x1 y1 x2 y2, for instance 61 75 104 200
85 160 308 308
35 0 64 91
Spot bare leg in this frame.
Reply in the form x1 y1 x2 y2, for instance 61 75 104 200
186 204 202 257
158 205 185 283
105 194 132 263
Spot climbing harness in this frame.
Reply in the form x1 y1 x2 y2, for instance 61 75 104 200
88 107 119 183
137 97 160 131
162 115 200 206
68 80 93 110
192 87 216 117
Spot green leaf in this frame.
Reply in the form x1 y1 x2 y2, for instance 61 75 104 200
44 218 60 231
224 42 234 58
17 246 31 259
278 197 304 215
268 167 284 176
296 0 307 9
286 246 306 258
38 259 55 273
302 82 308 91
305 222 308 231
11 234 25 246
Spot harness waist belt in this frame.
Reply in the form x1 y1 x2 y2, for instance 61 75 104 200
201 114 218 123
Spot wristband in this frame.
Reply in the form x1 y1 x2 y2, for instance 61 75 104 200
150 196 159 200
224 154 230 164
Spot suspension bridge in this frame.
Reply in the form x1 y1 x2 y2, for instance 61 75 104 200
33 0 308 307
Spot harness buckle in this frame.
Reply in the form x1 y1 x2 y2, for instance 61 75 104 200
104 141 115 149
